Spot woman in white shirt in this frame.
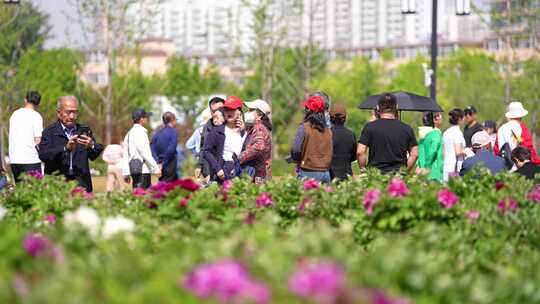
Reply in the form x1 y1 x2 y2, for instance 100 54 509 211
443 109 466 182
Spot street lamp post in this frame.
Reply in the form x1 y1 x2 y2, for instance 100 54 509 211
402 0 471 101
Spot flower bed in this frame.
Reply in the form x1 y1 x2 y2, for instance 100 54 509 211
1 169 540 303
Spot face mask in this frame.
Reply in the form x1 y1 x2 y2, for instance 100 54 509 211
244 111 257 125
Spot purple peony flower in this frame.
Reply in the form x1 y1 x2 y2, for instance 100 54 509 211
183 260 270 304
255 192 273 208
288 260 345 303
363 189 382 215
526 187 540 203
495 181 505 191
303 179 320 190
27 170 43 180
498 198 518 213
133 188 146 197
44 214 56 224
387 178 409 198
437 189 459 208
23 233 51 257
465 211 480 221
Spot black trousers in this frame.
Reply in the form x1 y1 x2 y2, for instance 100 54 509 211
11 163 41 183
159 158 178 182
131 173 151 189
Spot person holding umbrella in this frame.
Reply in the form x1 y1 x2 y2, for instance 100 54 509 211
357 93 418 174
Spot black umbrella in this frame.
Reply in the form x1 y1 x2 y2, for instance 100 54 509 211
358 91 443 112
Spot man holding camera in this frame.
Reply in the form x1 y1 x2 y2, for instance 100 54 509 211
38 96 104 192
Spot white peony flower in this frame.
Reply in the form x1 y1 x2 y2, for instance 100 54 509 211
64 206 101 236
102 216 135 239
0 205 7 220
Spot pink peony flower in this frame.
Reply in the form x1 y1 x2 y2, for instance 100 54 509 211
288 260 345 303
298 197 311 213
244 212 256 226
27 170 43 180
495 181 505 191
23 233 51 257
178 198 189 207
324 186 334 193
70 187 93 200
44 214 56 224
133 188 146 197
465 211 480 220
183 260 270 304
255 192 273 208
526 187 540 203
222 180 233 192
363 189 382 215
372 290 410 304
303 179 320 190
498 198 519 213
437 189 459 208
387 178 409 198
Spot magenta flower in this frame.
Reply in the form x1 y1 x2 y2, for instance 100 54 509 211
372 290 410 304
298 197 311 213
70 187 93 200
27 170 43 180
363 189 382 215
44 214 56 224
437 189 459 208
526 187 540 203
178 198 189 207
324 186 333 193
222 180 233 192
133 188 146 197
173 179 201 192
303 179 320 190
255 192 273 208
465 211 480 220
498 198 519 213
495 181 505 191
23 233 51 257
387 178 409 198
288 260 345 303
183 260 270 304
244 212 256 226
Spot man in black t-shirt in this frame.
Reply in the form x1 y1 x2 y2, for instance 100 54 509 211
357 93 418 173
463 106 483 147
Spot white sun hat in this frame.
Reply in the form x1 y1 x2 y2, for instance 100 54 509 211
505 101 528 119
245 99 271 117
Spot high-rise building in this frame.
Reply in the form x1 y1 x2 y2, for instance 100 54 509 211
139 0 491 65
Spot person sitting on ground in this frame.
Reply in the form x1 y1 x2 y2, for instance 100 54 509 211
329 103 357 182
291 95 333 183
357 93 418 174
460 131 506 177
511 146 540 180
417 112 443 182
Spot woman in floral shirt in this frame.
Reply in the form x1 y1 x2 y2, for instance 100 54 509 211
240 100 272 183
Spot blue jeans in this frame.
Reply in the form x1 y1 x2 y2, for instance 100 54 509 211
298 169 331 183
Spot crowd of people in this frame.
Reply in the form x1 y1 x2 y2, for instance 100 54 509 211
2 90 540 193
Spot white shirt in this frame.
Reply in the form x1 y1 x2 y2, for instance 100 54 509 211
122 124 159 175
223 126 244 161
497 120 521 151
9 107 43 164
102 144 124 170
443 125 465 181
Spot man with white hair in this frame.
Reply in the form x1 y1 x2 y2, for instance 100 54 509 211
495 101 539 167
460 131 506 177
38 96 104 192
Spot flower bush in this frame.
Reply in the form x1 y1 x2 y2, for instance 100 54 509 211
1 171 540 303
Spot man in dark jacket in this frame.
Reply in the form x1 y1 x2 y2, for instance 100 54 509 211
329 103 356 181
196 95 225 180
512 146 540 180
38 96 103 192
151 112 179 182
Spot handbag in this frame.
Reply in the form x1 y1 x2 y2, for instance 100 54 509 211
127 132 143 175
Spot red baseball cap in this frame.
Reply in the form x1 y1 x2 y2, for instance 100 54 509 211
303 95 325 113
223 96 244 110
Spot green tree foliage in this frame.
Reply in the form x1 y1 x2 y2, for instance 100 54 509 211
386 56 429 97
13 48 81 123
164 56 222 127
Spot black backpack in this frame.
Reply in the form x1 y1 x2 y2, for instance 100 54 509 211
499 142 514 169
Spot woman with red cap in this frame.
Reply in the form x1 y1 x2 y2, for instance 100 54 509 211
202 96 246 183
290 95 333 183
